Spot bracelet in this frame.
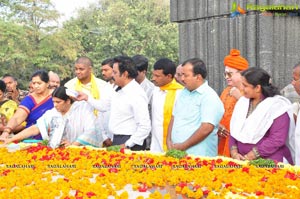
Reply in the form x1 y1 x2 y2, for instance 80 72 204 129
4 126 12 132
252 147 260 158
230 145 238 151
2 130 10 134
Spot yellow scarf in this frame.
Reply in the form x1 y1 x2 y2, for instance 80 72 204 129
160 79 184 151
75 74 100 115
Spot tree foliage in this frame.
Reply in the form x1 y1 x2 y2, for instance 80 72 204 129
64 0 178 77
0 0 81 88
0 0 178 87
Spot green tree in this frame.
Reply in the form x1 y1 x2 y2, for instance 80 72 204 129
64 0 178 77
0 0 81 88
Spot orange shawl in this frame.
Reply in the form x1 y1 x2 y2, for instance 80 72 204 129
218 86 238 157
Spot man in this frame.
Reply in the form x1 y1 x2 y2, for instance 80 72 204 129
132 55 154 103
167 58 224 156
174 64 184 85
291 62 300 165
101 58 117 90
110 55 151 150
48 71 61 90
280 62 300 103
291 63 300 121
150 58 183 152
65 56 113 147
2 74 29 104
132 55 154 150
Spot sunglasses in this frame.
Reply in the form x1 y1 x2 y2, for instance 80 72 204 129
223 72 234 78
223 71 239 78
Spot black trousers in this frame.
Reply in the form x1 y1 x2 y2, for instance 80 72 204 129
112 135 146 151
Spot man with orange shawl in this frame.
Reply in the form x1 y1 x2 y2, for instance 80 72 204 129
218 49 249 157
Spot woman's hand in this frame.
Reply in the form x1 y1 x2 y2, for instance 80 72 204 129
232 153 246 161
0 131 10 140
60 140 71 147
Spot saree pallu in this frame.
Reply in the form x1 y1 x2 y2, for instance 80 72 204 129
19 95 54 140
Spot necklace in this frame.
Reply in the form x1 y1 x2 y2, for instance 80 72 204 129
246 99 261 118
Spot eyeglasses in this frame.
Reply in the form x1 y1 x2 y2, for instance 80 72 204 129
223 72 234 78
223 71 239 78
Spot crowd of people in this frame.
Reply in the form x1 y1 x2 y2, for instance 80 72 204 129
0 51 299 165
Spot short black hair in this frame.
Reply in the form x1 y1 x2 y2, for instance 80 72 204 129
101 58 114 68
182 58 207 79
113 55 137 79
2 74 17 81
132 55 149 72
153 58 176 78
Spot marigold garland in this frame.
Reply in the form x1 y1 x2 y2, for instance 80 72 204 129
0 144 299 199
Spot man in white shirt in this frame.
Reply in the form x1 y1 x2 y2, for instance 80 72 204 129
64 56 113 147
291 62 300 165
150 58 183 152
110 56 151 150
132 54 154 150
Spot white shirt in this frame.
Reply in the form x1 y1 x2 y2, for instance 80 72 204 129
65 76 114 141
109 80 151 147
150 87 182 152
295 109 300 165
140 78 154 103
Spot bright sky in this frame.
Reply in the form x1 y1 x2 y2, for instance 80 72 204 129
51 0 97 22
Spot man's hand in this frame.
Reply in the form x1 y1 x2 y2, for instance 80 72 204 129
217 125 230 138
171 142 187 151
75 91 88 101
103 138 113 147
229 87 242 100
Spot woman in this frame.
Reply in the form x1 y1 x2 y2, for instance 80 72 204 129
0 80 18 133
2 86 102 148
218 49 249 157
0 70 53 140
230 67 294 164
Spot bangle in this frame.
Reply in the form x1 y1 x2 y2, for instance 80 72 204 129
252 147 260 158
4 126 12 132
2 130 10 134
230 145 238 151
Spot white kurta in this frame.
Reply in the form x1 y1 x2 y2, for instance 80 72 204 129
140 78 154 104
150 87 182 153
65 77 113 141
36 101 103 148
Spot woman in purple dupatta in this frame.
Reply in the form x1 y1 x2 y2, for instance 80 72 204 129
0 70 54 140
